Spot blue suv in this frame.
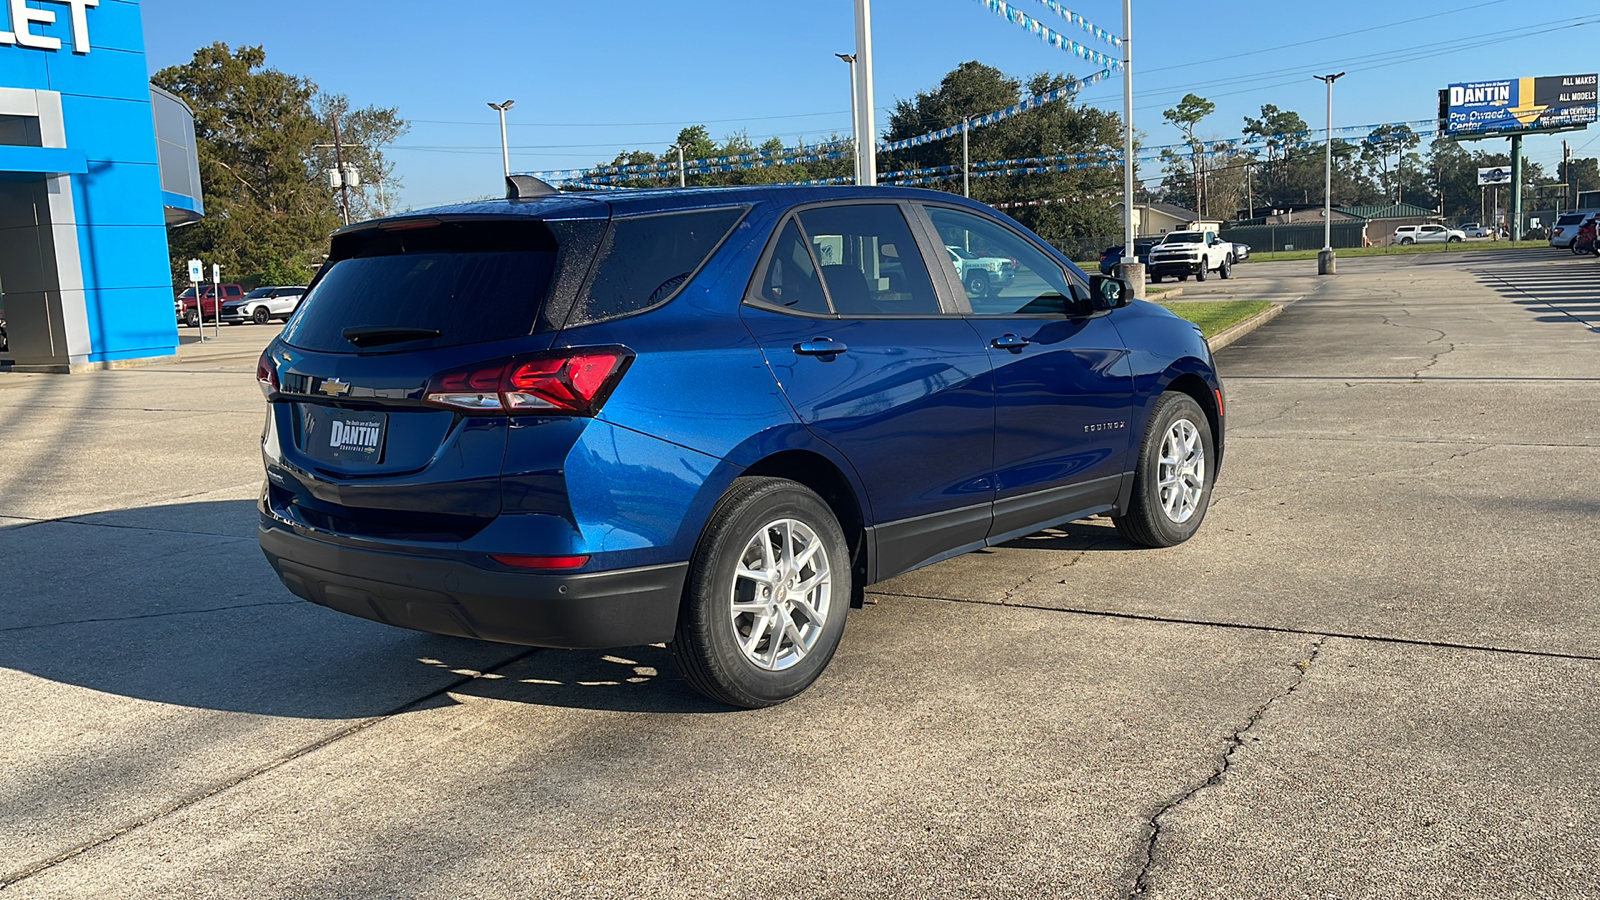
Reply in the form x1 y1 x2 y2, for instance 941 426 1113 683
257 180 1225 708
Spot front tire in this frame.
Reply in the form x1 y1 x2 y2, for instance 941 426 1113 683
1150 274 1163 284
1114 392 1215 548
965 272 990 299
184 309 200 328
252 306 270 325
671 477 851 708
1219 256 1233 279
1195 262 1208 282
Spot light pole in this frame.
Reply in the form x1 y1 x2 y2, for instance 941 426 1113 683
488 99 515 179
853 0 877 185
1314 72 1344 275
962 116 971 198
1115 0 1143 295
836 53 860 184
670 143 686 188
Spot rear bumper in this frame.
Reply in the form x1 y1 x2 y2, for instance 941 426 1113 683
260 522 687 649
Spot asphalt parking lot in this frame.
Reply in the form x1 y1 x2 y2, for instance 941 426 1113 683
1 250 1596 898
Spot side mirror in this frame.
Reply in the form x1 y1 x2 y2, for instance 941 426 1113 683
1089 275 1131 310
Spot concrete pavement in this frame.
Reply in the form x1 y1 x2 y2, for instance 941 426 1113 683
1 251 1596 898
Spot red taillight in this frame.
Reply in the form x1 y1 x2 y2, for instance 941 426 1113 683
425 347 632 415
490 554 590 569
257 349 279 399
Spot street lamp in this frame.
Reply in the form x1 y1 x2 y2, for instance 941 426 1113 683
836 53 860 184
1313 72 1344 275
487 99 516 179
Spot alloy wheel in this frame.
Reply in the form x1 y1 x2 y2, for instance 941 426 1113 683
728 518 832 671
1158 418 1206 524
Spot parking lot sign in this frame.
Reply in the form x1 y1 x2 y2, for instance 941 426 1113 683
187 259 202 282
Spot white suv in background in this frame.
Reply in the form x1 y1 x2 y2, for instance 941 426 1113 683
1392 224 1464 245
220 286 307 325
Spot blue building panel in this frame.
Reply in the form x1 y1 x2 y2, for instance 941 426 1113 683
61 94 157 164
1 0 190 369
74 160 166 227
74 223 173 289
80 286 178 362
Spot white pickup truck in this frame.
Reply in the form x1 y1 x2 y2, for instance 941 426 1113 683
1147 230 1234 283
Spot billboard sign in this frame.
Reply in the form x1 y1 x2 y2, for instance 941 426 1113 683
1446 75 1599 136
1478 166 1512 186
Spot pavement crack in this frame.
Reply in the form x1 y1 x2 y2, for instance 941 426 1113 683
0 647 540 890
997 537 1120 605
1127 637 1326 898
0 601 301 634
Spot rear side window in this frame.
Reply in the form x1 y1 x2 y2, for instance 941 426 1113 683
283 220 567 353
567 207 745 326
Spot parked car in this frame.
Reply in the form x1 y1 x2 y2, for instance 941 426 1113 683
945 245 1016 297
1392 224 1464 245
1549 212 1593 249
221 286 307 325
1459 222 1496 239
0 318 7 353
1098 240 1158 275
1147 230 1234 282
1231 242 1251 262
175 284 245 327
257 183 1225 708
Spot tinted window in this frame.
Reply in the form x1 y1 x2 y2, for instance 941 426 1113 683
796 204 940 316
569 207 744 326
245 288 272 300
926 206 1085 316
757 219 830 315
282 220 562 353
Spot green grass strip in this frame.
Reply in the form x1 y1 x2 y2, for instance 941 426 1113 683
1156 300 1272 338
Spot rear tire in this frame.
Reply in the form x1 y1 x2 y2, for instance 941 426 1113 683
1114 392 1215 548
1400 237 1414 245
671 477 851 708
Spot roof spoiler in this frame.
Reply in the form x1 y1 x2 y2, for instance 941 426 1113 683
506 174 559 200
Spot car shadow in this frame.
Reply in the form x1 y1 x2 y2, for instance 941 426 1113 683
996 520 1141 552
0 500 734 717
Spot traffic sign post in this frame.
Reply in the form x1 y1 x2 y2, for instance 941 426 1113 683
210 264 222 339
187 259 204 342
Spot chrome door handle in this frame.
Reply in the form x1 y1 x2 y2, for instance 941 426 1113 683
795 338 848 356
990 333 1030 351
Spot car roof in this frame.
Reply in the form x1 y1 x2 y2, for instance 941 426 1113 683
344 184 1014 233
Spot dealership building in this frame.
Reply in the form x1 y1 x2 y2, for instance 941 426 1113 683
1 0 197 372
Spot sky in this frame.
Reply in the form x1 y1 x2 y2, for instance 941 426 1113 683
136 0 1600 211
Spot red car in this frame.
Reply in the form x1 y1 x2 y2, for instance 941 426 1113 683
175 284 244 327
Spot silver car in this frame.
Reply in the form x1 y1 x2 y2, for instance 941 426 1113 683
220 286 307 325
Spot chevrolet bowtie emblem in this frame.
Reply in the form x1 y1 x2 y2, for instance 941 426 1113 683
318 378 351 397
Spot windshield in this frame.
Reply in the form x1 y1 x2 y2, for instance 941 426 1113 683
1163 232 1204 244
947 247 976 259
244 288 272 299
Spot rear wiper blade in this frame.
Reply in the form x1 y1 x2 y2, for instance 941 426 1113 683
341 326 441 348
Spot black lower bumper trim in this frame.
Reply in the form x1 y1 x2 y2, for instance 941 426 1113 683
260 524 687 649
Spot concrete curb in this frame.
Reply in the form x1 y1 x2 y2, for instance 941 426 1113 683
1148 287 1184 301
1207 303 1283 352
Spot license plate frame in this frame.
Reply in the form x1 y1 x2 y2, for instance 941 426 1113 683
302 406 388 465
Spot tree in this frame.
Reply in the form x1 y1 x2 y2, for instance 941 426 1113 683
1163 94 1215 214
1242 105 1314 210
879 62 1125 251
1362 124 1421 203
153 43 409 287
312 93 410 221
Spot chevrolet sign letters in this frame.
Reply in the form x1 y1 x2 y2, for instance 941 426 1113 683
0 0 98 54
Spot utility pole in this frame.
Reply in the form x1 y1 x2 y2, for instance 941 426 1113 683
331 113 351 227
488 100 516 180
671 143 686 188
1510 134 1524 241
1314 72 1345 275
836 53 860 184
853 0 877 185
1116 0 1143 295
962 116 971 198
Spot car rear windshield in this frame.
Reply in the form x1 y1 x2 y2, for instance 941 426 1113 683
1557 214 1585 225
282 219 595 353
